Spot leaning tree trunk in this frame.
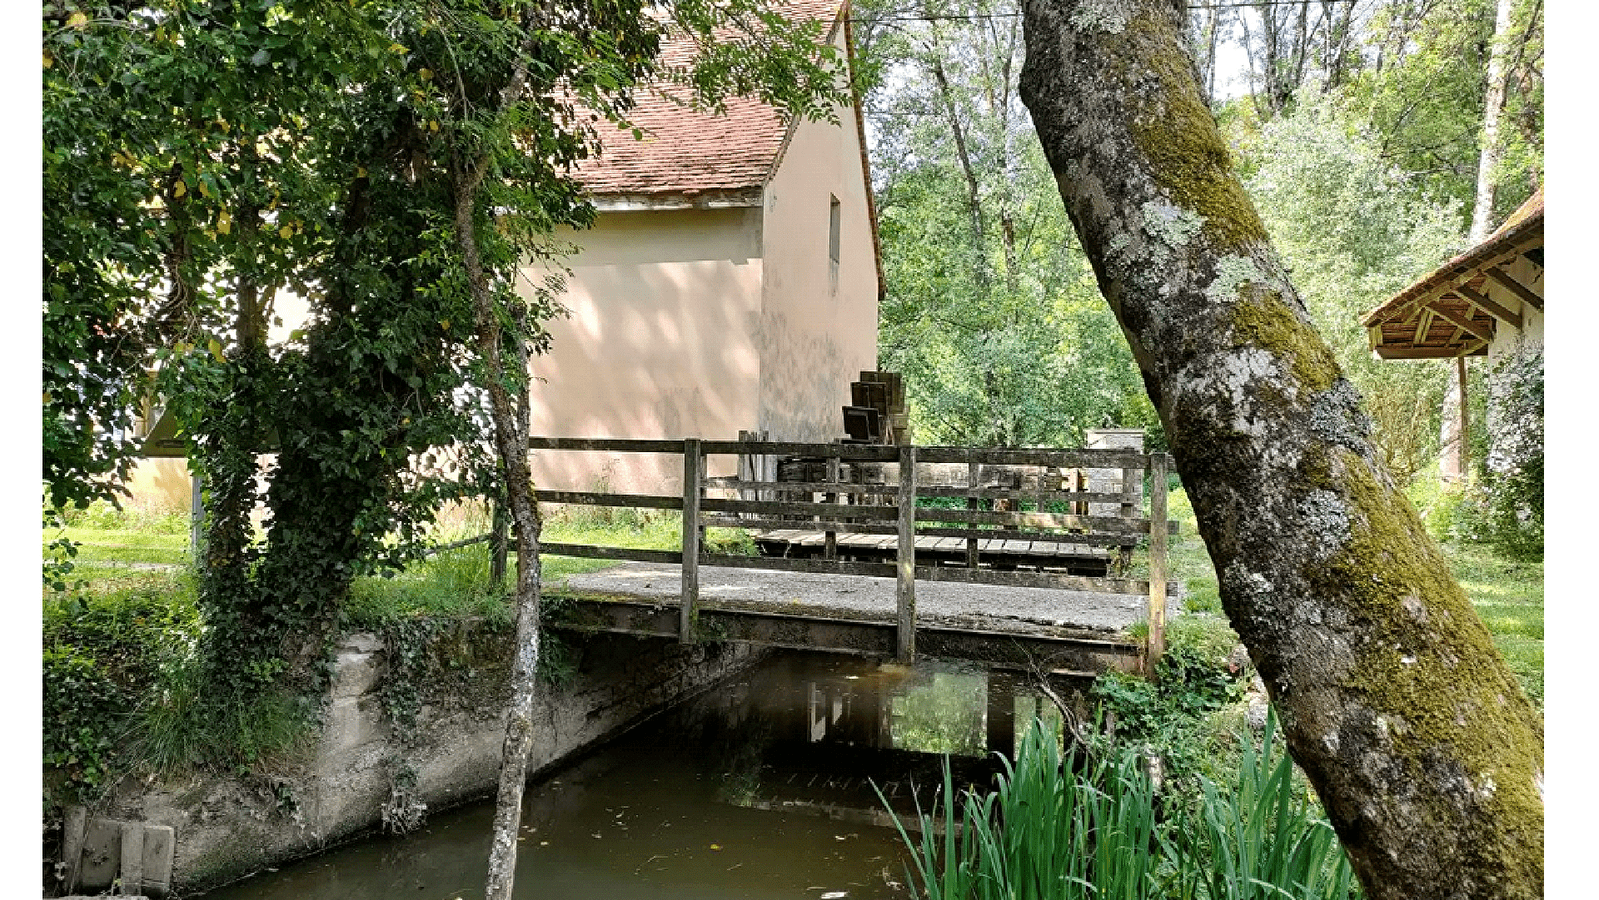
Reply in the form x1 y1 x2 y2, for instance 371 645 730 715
1018 3 1542 898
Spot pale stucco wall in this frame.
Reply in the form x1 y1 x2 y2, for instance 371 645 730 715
1487 253 1544 358
756 42 880 445
525 207 765 493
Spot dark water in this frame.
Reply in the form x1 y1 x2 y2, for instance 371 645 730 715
201 652 1062 900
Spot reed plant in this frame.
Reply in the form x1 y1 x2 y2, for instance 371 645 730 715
881 713 1361 900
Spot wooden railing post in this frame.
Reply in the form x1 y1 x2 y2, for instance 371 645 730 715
896 444 918 663
825 443 840 560
1146 452 1170 674
965 458 980 569
681 439 701 644
1118 460 1140 575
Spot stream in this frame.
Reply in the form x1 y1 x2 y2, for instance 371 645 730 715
199 651 1067 900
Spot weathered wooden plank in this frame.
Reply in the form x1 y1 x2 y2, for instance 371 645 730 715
528 437 686 453
700 440 900 460
1482 265 1543 311
1454 281 1524 329
966 460 980 569
1147 453 1170 669
917 446 1150 468
913 507 1174 534
1426 303 1494 343
536 490 684 511
681 439 702 644
541 544 682 565
897 446 918 663
707 479 899 496
709 516 895 536
1374 345 1489 359
701 497 902 520
918 486 1129 504
912 565 1175 595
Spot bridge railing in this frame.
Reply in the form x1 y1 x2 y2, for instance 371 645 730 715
526 437 1177 666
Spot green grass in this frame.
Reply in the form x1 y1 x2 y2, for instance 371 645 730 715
47 526 190 567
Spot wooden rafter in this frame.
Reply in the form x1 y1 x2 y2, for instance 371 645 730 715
1482 265 1543 312
1454 281 1524 329
1427 302 1494 343
1411 308 1433 346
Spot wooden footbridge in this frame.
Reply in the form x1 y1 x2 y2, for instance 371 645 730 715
529 437 1179 677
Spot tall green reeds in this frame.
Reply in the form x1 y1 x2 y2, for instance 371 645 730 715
880 713 1361 900
1175 712 1361 900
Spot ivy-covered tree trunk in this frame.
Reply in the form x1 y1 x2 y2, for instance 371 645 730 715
1018 2 1542 898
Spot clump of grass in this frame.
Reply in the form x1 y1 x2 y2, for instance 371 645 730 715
881 714 1361 900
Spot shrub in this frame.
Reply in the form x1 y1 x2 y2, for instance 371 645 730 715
42 647 129 804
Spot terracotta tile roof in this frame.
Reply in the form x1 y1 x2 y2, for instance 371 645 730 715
571 0 846 200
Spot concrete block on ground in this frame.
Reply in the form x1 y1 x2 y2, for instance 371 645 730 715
143 824 175 897
120 821 145 895
76 817 122 892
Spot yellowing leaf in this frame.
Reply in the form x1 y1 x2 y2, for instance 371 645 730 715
268 191 280 210
439 319 450 331
389 42 408 54
356 166 367 178
43 50 53 68
67 12 88 28
216 209 231 235
279 224 294 239
418 68 433 81
197 179 212 198
428 119 439 133
709 843 722 851
43 391 52 404
173 179 187 198
207 338 226 363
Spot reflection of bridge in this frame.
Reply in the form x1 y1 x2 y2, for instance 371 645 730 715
532 437 1179 676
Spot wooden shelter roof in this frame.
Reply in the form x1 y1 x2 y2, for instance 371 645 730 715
1361 186 1544 359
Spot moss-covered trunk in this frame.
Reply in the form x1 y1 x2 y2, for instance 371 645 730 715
1018 2 1542 897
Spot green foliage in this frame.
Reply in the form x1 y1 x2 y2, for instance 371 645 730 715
859 0 1154 448
1241 88 1464 483
44 0 845 763
42 646 128 804
880 719 1170 900
1090 614 1247 802
879 715 1360 900
1175 713 1362 900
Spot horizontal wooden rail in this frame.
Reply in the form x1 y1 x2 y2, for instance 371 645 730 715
913 507 1173 534
535 489 683 510
706 478 900 496
542 543 683 565
915 446 1151 468
702 515 1139 548
528 437 686 453
700 440 901 460
698 496 901 520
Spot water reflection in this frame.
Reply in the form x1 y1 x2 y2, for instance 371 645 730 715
201 651 1072 900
